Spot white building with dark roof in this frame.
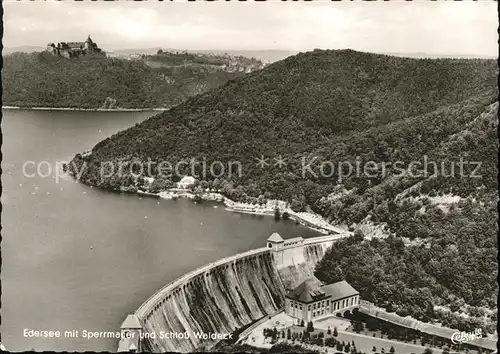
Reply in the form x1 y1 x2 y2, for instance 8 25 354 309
176 176 196 189
266 232 284 250
284 276 359 322
118 314 143 352
266 232 304 251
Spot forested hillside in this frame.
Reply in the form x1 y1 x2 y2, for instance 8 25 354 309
314 100 498 335
67 49 498 329
2 51 247 109
68 49 497 197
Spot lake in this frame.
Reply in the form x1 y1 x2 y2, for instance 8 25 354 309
0 109 319 351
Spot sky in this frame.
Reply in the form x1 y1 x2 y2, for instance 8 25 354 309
2 0 498 56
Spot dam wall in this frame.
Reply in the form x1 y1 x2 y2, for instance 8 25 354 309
125 233 348 352
136 247 285 352
274 234 345 291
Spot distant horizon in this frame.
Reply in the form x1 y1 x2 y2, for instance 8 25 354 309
3 44 497 60
3 1 497 58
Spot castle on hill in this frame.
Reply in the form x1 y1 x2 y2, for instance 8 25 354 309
46 35 103 58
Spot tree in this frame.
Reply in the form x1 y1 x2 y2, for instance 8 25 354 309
353 320 364 333
272 327 278 341
300 319 305 327
327 327 332 335
287 328 291 340
423 349 433 354
373 346 377 352
200 180 210 190
282 211 290 220
212 177 221 191
325 337 337 347
353 229 364 242
306 321 314 332
333 327 338 337
220 179 233 195
274 208 281 221
366 317 379 331
291 195 306 212
390 346 395 353
303 330 309 341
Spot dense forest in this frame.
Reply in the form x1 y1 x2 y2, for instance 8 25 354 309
67 49 498 326
2 51 249 109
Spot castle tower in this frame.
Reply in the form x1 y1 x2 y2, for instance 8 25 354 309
85 35 93 52
46 43 56 55
118 314 142 352
267 232 284 251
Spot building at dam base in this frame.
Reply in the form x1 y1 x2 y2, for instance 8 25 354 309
284 277 359 322
118 232 349 353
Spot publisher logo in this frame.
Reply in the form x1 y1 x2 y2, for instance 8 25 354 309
451 328 482 344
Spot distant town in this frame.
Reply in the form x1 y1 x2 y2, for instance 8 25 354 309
112 49 266 73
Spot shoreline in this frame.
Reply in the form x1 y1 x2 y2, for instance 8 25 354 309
1 105 169 112
66 167 348 235
96 182 348 235
148 188 348 235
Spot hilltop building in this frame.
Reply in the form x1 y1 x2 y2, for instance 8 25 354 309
46 35 103 58
285 276 359 322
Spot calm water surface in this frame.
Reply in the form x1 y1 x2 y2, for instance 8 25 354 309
1 109 319 351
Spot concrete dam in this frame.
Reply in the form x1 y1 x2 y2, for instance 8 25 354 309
119 233 348 352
